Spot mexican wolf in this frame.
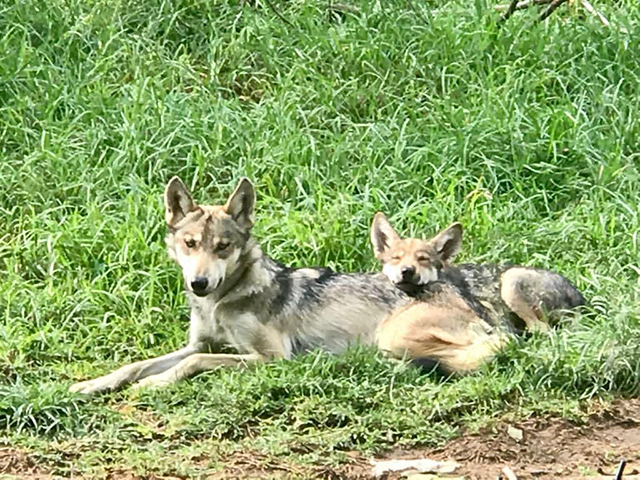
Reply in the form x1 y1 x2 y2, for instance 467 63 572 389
371 212 586 374
71 177 414 394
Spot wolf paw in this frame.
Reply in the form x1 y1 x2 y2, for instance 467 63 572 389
69 378 112 395
130 373 175 391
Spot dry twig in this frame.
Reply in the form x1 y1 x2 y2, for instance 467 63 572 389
499 0 521 22
494 0 552 11
579 0 609 26
538 0 568 21
495 0 627 33
615 459 627 480
262 0 293 26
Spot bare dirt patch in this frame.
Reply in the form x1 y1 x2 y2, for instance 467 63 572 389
0 447 52 479
189 398 640 479
369 398 640 480
3 399 640 479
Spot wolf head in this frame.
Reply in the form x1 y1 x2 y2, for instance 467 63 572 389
164 176 257 297
371 212 462 292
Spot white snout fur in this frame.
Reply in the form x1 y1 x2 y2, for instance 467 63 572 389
382 264 438 286
177 248 242 291
382 263 403 284
418 267 438 285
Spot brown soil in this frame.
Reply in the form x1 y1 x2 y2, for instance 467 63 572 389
3 399 640 479
0 447 52 479
362 398 640 480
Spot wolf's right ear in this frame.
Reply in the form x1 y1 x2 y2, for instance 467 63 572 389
371 212 400 258
164 176 198 227
225 178 256 231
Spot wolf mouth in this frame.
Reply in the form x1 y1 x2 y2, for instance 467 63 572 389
395 281 424 293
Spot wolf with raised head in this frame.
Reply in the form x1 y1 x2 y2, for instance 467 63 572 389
71 177 415 394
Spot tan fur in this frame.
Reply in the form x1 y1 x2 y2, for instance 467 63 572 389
371 212 507 373
376 290 507 374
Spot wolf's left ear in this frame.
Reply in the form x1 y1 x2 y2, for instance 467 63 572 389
371 212 400 258
225 178 256 230
165 176 198 227
432 222 463 262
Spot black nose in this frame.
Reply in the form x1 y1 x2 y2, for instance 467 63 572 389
401 266 416 281
191 277 209 293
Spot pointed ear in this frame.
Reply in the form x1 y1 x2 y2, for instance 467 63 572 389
432 222 463 262
225 178 256 230
371 212 400 258
165 176 197 227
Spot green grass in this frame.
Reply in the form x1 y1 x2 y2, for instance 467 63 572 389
1 0 639 476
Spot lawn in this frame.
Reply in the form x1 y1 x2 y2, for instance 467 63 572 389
1 0 639 477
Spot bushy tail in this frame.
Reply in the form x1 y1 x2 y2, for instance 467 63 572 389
544 274 587 312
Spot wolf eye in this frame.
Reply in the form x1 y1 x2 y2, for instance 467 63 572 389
416 254 429 262
216 241 230 251
185 239 196 248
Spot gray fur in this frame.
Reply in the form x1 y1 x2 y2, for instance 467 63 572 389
440 263 585 331
69 179 411 394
